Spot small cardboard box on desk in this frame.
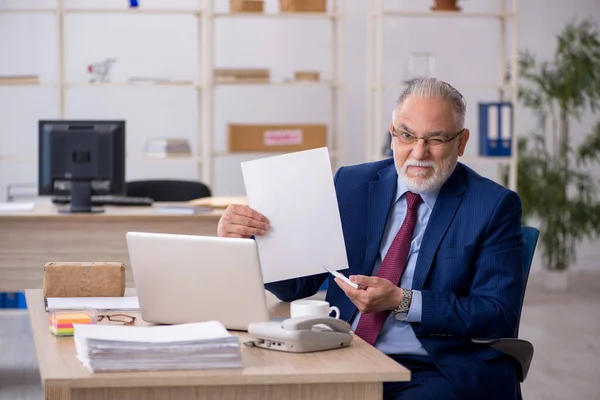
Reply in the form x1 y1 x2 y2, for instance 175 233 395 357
43 262 126 336
43 262 126 298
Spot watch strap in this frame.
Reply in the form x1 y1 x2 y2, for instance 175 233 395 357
392 289 412 317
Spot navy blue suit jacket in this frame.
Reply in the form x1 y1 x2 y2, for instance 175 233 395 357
266 159 525 398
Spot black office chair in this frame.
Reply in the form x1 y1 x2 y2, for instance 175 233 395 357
472 225 540 395
125 180 211 202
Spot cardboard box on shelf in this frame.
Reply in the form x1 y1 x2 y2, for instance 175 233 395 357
215 68 270 83
228 124 327 152
280 0 326 12
294 71 320 81
230 0 264 13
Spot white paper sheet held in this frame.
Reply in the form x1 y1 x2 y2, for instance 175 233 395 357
241 147 348 283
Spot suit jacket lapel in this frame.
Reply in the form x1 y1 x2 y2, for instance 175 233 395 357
412 164 467 290
362 164 397 275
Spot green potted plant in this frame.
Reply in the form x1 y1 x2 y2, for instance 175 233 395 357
514 18 600 290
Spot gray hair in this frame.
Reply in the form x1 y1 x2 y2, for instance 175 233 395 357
392 78 466 129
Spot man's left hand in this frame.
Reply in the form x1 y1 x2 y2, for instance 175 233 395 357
334 275 403 314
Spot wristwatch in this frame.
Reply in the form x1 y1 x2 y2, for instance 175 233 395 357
391 289 413 321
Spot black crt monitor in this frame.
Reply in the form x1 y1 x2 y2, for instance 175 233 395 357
38 120 126 213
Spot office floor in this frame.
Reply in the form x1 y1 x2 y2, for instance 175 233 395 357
0 271 599 400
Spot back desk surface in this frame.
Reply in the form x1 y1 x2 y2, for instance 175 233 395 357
0 201 223 291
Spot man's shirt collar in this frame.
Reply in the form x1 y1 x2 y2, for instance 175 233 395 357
395 175 440 209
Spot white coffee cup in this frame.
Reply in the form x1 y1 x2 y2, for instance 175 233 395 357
290 299 340 319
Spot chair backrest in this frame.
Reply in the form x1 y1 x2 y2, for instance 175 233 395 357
126 180 211 202
515 225 540 336
521 226 539 285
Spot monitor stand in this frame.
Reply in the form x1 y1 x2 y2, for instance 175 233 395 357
58 181 104 214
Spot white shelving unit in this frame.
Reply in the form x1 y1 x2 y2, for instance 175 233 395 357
0 0 346 193
202 0 346 186
61 1 205 179
0 1 206 189
366 0 519 191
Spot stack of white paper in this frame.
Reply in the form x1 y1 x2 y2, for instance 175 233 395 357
73 321 242 373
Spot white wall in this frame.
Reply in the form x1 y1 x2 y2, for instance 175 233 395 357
1 0 599 269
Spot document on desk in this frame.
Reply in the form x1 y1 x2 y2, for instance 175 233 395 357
241 147 348 283
0 202 34 212
45 296 139 311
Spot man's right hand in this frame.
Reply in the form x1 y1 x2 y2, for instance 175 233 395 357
217 204 270 238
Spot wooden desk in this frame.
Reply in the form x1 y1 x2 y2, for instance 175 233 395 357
1 202 222 291
25 289 410 400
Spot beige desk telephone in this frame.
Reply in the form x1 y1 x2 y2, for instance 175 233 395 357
247 316 353 353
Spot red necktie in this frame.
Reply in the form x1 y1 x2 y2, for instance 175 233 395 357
354 191 423 346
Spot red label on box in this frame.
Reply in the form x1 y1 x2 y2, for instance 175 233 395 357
264 130 303 146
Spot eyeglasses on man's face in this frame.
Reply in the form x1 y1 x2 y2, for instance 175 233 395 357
97 313 136 325
391 126 465 148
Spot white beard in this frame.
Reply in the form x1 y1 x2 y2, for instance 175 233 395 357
396 155 457 194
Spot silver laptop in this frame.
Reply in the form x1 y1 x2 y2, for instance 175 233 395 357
125 232 271 330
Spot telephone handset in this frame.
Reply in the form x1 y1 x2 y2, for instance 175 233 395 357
247 316 353 353
282 316 351 333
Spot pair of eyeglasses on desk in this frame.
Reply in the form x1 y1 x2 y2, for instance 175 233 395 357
96 313 136 325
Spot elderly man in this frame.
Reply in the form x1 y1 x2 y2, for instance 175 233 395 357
218 78 524 400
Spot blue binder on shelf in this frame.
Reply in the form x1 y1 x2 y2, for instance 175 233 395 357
479 102 513 156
